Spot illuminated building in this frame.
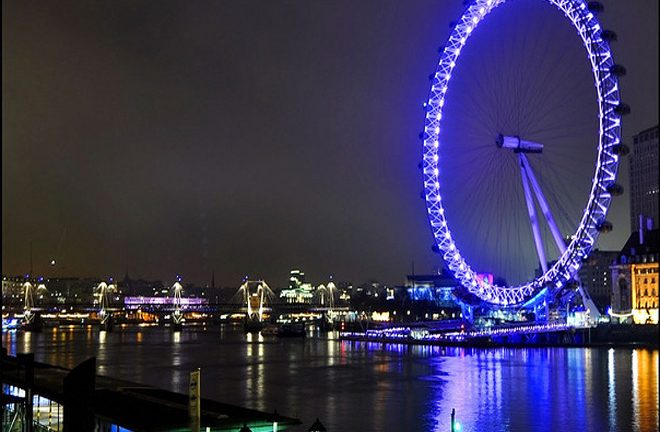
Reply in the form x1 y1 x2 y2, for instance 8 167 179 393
356 280 387 298
1 275 25 304
405 268 461 309
610 229 659 324
2 275 82 305
123 296 208 308
630 125 659 231
630 262 659 324
337 281 353 302
289 269 305 287
279 269 314 304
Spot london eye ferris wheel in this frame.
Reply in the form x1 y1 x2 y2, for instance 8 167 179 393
421 0 628 307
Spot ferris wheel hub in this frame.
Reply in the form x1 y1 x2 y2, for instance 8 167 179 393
496 134 544 153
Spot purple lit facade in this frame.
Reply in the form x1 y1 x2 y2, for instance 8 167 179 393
124 296 207 308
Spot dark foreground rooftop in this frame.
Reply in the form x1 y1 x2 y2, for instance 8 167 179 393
2 353 300 431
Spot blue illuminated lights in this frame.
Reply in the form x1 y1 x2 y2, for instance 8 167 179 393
422 0 621 306
342 322 572 343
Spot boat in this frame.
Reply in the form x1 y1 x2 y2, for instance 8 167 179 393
244 319 265 333
277 322 306 338
319 316 336 332
261 325 280 336
2 318 21 331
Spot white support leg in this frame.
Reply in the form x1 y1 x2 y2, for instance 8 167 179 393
519 153 567 254
519 155 548 274
519 155 601 323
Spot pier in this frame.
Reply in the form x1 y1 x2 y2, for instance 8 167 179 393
339 322 660 348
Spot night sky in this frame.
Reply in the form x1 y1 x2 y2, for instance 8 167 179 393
3 1 658 287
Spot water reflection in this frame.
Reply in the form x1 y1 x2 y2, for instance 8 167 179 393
633 349 659 432
21 331 32 354
3 326 659 432
245 332 266 411
2 330 17 356
632 349 639 430
434 349 507 431
172 330 182 367
98 330 107 375
608 348 617 430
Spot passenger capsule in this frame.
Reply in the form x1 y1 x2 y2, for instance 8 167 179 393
611 143 630 156
601 30 617 42
431 244 441 254
610 64 627 77
606 183 624 196
613 103 631 116
597 221 613 233
587 2 604 13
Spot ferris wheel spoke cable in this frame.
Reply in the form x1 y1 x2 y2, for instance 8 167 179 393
520 85 580 138
449 152 532 282
450 138 568 284
538 160 583 235
528 157 581 232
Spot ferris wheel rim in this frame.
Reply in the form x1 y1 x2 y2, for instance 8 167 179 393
421 0 621 306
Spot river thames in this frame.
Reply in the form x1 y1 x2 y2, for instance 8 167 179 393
3 325 658 432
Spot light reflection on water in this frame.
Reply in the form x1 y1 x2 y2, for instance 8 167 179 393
98 330 107 375
2 326 658 432
608 348 617 430
633 349 659 432
633 349 640 429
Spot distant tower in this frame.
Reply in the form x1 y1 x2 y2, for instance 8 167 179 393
171 276 184 330
630 125 659 230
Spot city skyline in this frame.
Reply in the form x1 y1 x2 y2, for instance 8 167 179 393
2 3 658 431
3 1 658 287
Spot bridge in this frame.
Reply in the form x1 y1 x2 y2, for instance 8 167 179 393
3 275 351 333
4 272 607 345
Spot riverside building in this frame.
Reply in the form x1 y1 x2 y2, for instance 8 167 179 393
610 229 659 324
578 250 618 310
630 125 659 231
